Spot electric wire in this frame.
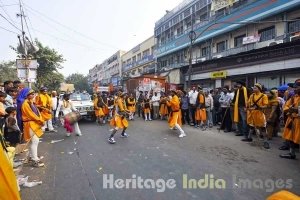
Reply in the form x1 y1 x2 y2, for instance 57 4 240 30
0 12 22 32
22 3 118 49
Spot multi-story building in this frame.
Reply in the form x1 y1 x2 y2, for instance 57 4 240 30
122 36 156 78
88 50 126 89
154 0 300 89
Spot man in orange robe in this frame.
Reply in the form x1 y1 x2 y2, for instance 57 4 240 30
108 92 129 144
94 92 105 125
166 90 186 138
35 87 56 132
22 89 45 167
242 83 269 148
195 86 207 130
280 79 300 159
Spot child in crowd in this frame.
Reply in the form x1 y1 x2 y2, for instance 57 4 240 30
4 107 21 147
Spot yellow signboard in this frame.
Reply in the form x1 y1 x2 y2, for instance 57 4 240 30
210 71 227 79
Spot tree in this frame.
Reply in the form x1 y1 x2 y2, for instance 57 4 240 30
41 71 64 92
0 61 18 83
12 39 65 88
65 73 91 93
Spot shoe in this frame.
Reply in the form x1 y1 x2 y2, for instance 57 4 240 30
235 133 243 136
145 119 148 121
28 156 44 163
49 129 58 133
32 160 45 167
149 119 152 121
76 133 82 136
263 142 270 149
179 132 186 138
202 126 207 131
190 123 194 126
108 137 116 144
194 125 197 128
224 130 231 133
279 145 289 151
121 133 129 138
280 153 296 159
241 138 253 142
66 133 71 137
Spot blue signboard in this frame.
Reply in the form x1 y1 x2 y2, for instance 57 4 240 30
111 77 119 86
156 0 300 58
123 55 154 72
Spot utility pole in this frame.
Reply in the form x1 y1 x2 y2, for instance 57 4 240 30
187 13 196 89
17 0 31 87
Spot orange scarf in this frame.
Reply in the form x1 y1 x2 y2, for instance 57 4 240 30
234 87 248 123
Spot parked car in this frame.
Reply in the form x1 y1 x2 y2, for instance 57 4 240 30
60 92 96 121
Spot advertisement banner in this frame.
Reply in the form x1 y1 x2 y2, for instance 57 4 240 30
242 35 261 45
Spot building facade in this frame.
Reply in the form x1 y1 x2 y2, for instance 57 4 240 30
154 0 300 89
88 50 125 88
121 36 156 78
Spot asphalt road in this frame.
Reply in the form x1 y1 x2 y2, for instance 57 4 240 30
20 118 300 200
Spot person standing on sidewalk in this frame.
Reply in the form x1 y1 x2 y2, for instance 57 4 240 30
205 90 214 128
280 79 300 159
51 91 59 127
195 86 207 130
127 93 136 120
188 86 198 126
137 91 144 118
242 83 269 148
232 81 249 137
35 87 57 132
21 88 45 167
151 92 160 120
159 93 169 120
219 86 233 132
181 91 190 125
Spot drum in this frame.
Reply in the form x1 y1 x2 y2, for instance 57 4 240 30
64 112 81 125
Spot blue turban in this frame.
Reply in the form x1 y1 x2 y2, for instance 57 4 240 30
16 88 31 132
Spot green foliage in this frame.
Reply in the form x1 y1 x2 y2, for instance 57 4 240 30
13 39 65 88
65 73 91 93
0 61 18 83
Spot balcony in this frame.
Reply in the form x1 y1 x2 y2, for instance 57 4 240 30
123 55 155 72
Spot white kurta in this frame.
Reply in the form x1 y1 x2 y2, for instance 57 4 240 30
56 100 81 134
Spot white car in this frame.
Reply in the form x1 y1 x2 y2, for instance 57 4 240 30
61 92 95 121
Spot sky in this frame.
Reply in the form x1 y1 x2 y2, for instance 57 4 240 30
0 0 183 76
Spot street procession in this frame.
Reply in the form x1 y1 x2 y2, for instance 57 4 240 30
1 0 300 200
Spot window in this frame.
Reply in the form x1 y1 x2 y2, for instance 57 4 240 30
151 46 155 55
201 47 207 57
200 13 208 21
143 49 150 58
217 41 226 53
137 53 141 61
184 8 191 18
177 26 183 36
234 34 246 47
258 26 275 42
288 19 300 33
132 56 136 63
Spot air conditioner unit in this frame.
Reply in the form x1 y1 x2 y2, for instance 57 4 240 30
290 35 300 42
